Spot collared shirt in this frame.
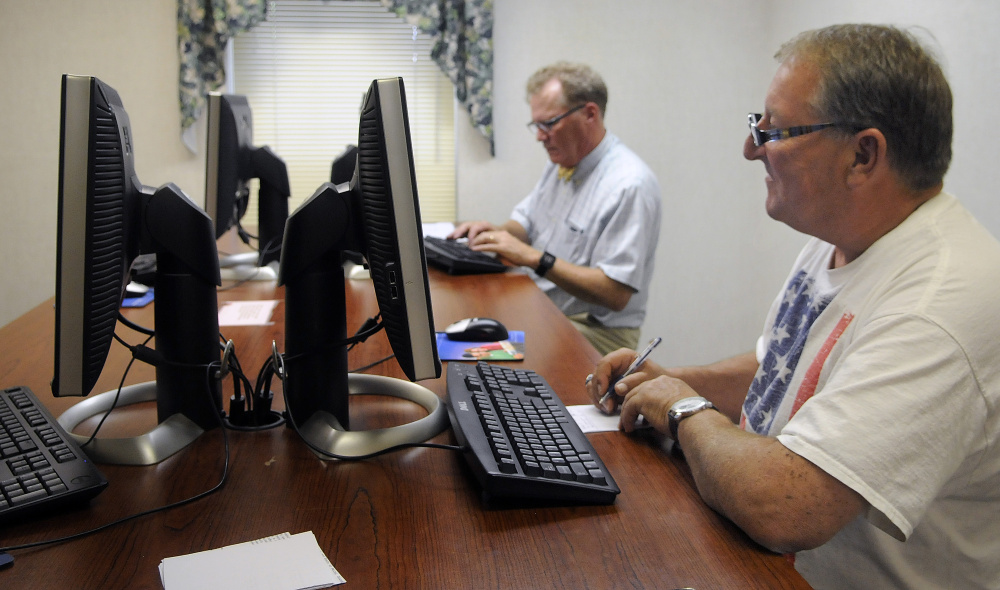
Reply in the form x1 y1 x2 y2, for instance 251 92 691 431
511 133 661 328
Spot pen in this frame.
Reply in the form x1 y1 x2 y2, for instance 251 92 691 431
598 336 663 410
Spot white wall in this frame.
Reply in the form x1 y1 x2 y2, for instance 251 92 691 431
2 0 999 371
457 0 1000 366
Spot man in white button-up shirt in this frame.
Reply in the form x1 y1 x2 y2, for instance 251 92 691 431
449 62 662 355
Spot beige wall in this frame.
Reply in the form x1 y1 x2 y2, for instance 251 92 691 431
0 0 204 327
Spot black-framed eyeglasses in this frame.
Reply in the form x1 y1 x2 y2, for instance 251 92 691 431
747 113 858 147
527 104 586 134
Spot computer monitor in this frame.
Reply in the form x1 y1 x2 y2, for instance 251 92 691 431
204 93 290 280
331 144 365 268
330 144 358 187
279 77 445 458
53 74 223 465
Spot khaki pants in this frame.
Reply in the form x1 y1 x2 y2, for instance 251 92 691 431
567 313 640 357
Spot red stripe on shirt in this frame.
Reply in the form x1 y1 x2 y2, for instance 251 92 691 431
790 312 854 418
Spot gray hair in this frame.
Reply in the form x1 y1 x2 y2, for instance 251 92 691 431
777 24 952 191
526 62 608 117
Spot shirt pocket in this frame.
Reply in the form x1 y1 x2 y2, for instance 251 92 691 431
556 217 590 262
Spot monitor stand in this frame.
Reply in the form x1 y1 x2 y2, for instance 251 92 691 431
57 382 204 466
219 252 278 281
297 374 448 459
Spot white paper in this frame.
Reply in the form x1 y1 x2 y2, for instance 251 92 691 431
422 221 456 239
567 404 623 432
218 299 279 326
159 531 345 590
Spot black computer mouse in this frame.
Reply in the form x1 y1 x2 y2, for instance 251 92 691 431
444 317 509 342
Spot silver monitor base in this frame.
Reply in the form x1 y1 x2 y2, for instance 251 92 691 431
298 374 448 459
219 252 278 281
57 382 205 466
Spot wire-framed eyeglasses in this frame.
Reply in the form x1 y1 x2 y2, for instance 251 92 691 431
527 104 586 134
747 113 859 147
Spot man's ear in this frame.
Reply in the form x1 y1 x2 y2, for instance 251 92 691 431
847 128 886 186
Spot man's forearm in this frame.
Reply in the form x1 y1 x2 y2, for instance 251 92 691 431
678 410 866 553
543 259 633 311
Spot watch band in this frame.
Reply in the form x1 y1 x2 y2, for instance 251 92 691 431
536 251 556 277
668 396 715 443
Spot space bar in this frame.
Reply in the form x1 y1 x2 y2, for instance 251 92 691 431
9 488 49 505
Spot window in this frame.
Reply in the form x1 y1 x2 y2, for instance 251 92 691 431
231 0 456 223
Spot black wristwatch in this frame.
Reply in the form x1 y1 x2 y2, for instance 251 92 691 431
668 396 715 442
536 251 556 277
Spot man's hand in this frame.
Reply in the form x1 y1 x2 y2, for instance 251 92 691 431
468 229 541 268
448 220 497 242
618 375 698 433
585 348 664 416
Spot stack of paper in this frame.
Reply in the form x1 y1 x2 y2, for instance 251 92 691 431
217 299 280 327
159 531 345 590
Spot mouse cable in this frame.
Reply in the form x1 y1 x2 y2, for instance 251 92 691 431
349 353 396 374
0 363 231 557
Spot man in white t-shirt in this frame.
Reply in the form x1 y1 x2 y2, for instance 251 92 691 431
586 24 1000 589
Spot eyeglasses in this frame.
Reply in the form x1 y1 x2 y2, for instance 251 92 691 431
747 113 858 147
527 104 585 134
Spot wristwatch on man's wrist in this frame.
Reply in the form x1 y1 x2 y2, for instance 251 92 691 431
536 251 556 277
668 396 716 442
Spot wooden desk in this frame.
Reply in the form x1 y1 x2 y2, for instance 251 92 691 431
0 270 811 589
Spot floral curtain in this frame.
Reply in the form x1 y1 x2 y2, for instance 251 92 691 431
177 0 493 154
378 0 494 154
177 0 268 151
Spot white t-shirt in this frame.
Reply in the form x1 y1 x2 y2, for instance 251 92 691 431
742 193 1000 589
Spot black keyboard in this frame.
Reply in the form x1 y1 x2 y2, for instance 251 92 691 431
446 362 620 504
424 236 508 275
0 386 108 523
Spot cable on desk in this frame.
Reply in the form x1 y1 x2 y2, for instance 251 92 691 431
349 353 395 374
87 322 285 443
221 336 285 431
279 314 385 365
0 362 231 558
78 331 154 449
278 371 465 461
117 312 155 336
267 319 465 461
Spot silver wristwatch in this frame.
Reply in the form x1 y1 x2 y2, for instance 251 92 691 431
668 396 715 442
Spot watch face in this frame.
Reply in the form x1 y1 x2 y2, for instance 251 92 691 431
674 398 709 413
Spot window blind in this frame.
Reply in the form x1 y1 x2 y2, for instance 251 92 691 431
231 0 456 223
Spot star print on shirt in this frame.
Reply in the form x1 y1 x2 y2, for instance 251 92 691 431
743 270 835 435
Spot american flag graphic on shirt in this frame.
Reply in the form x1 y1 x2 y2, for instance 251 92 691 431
742 270 836 435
